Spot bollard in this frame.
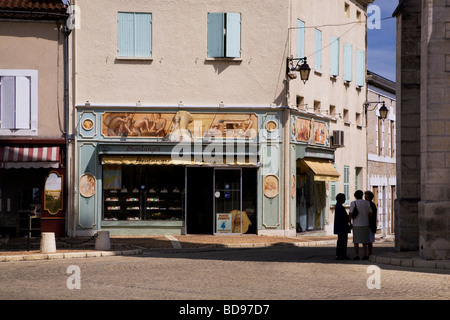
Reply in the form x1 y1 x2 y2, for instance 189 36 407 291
95 231 111 251
40 232 56 253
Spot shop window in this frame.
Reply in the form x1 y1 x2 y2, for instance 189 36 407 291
103 165 184 221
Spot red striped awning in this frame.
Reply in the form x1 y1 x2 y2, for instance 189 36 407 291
0 146 60 168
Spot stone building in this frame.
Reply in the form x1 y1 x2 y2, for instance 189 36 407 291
366 71 396 236
394 0 450 259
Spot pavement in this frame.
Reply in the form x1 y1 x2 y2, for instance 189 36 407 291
1 234 449 270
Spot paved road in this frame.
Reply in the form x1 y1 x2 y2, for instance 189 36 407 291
0 243 448 305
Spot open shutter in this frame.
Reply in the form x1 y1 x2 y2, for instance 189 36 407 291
118 12 135 57
297 19 305 58
356 50 365 87
0 76 15 129
135 13 152 57
15 76 30 129
208 13 224 57
343 44 353 82
314 29 322 72
330 37 340 76
226 13 241 58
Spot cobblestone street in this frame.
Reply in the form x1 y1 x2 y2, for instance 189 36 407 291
0 242 448 304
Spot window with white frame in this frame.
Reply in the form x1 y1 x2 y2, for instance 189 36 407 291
207 12 241 58
0 69 38 135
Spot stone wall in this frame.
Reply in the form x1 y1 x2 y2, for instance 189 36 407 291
395 0 422 252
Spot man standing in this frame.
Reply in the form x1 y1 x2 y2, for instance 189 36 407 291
334 193 350 260
349 190 373 260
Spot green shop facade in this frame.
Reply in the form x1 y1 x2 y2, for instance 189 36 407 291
73 105 338 236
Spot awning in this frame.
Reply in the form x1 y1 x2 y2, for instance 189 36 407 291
101 155 258 166
301 159 340 182
0 146 60 169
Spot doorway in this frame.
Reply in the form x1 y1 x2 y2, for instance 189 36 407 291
185 167 257 235
186 167 214 234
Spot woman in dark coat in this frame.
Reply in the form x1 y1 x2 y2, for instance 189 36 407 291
334 193 350 260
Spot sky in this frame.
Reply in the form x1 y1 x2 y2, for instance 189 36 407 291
367 0 399 82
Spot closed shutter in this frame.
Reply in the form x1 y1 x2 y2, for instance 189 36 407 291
343 44 353 82
330 37 340 76
135 13 152 57
344 166 350 204
330 180 337 205
0 76 15 129
15 76 30 129
118 12 135 57
207 13 225 57
314 29 322 72
297 19 305 58
226 13 241 58
356 50 365 87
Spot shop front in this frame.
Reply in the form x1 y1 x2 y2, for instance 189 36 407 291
289 113 339 234
0 143 66 238
75 107 283 236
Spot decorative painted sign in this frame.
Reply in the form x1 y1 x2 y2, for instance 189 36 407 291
102 111 258 141
293 116 329 146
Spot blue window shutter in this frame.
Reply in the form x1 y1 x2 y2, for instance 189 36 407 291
297 19 305 58
208 13 224 57
0 76 15 129
330 37 340 76
344 166 350 204
314 29 322 72
344 44 353 82
118 12 135 57
330 180 337 205
135 13 152 57
356 50 365 87
226 13 241 58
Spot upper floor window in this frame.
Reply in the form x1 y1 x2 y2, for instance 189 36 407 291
118 12 152 58
207 12 241 58
0 69 38 135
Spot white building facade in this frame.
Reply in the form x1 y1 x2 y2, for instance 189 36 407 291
67 0 373 237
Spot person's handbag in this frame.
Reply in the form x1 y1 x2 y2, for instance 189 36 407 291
352 202 359 219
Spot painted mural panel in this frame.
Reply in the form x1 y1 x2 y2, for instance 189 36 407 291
293 116 329 147
102 111 257 141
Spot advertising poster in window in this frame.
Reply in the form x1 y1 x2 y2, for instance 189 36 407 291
216 213 232 233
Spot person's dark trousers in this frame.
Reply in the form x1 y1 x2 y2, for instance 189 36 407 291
336 233 348 258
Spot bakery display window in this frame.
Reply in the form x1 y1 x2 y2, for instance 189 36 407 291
102 165 184 221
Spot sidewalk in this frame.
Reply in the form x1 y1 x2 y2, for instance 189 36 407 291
1 234 449 270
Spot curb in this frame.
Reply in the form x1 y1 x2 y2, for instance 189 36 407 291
369 254 450 270
0 249 142 263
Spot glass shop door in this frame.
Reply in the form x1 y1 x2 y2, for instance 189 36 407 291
214 168 242 234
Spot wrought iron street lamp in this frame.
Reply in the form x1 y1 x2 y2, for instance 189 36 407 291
364 100 389 120
287 57 311 84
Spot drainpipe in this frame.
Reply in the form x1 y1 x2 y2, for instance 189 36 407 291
62 24 72 236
